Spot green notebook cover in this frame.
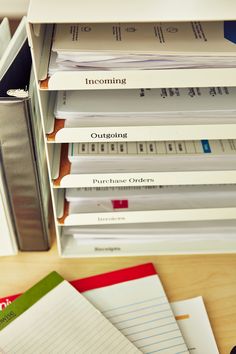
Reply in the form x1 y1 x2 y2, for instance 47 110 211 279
0 271 63 331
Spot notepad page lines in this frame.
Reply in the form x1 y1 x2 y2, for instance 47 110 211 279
0 296 113 354
0 282 140 354
100 296 188 354
0 295 77 353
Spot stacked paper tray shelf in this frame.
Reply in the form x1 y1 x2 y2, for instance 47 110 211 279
54 186 236 226
59 219 236 257
50 142 236 188
48 139 236 256
27 0 236 91
27 0 236 23
27 22 236 90
42 88 236 143
27 0 236 256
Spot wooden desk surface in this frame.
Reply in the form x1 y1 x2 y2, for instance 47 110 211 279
0 243 235 354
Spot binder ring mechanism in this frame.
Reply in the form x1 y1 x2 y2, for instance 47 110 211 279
7 89 29 98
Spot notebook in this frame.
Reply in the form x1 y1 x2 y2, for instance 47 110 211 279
72 266 218 353
0 265 219 353
0 271 140 353
71 263 189 354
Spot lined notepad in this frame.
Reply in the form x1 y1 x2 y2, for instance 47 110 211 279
0 276 140 353
0 271 219 353
72 263 189 354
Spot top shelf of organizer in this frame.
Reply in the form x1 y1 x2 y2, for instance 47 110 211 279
28 0 236 23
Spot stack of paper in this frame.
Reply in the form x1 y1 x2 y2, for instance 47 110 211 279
48 87 236 143
49 22 236 74
47 87 236 142
55 184 236 227
64 219 236 239
65 185 236 214
0 263 219 353
66 139 236 175
52 138 236 216
55 87 236 121
60 218 236 255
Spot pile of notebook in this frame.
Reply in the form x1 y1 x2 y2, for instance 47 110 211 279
0 263 219 353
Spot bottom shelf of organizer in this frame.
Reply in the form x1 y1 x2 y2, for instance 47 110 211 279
58 220 236 257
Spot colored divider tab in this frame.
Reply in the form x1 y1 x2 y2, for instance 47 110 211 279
112 199 129 209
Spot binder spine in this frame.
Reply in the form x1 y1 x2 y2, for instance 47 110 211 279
0 99 50 251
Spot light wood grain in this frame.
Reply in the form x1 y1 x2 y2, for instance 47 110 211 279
0 242 235 354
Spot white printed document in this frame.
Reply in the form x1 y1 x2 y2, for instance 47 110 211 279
65 184 236 214
55 87 236 121
67 140 236 174
52 140 236 188
172 297 219 353
50 22 236 73
49 87 236 143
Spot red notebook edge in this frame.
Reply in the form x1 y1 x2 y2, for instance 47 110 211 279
0 263 156 310
71 262 157 292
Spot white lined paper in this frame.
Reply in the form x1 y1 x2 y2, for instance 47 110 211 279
0 281 141 353
83 275 189 354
